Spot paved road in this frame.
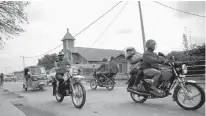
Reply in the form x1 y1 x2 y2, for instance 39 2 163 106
2 81 205 116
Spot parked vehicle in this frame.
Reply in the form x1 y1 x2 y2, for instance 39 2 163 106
4 74 16 82
127 52 205 110
23 66 48 91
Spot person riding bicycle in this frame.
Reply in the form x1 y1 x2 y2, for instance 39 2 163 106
52 51 71 96
142 39 167 96
125 47 143 91
95 58 110 82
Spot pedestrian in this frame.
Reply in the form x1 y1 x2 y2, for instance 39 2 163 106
0 73 4 87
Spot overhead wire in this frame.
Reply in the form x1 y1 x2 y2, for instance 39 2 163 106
90 1 129 47
153 1 205 18
24 1 123 59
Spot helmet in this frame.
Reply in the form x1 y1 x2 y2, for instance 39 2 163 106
102 58 108 62
58 51 64 61
125 47 136 59
146 39 156 51
110 56 115 61
58 51 64 56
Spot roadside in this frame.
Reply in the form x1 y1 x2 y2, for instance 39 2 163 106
0 87 57 116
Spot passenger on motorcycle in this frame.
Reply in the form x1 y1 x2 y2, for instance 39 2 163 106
109 56 119 80
125 47 143 91
52 51 71 96
142 39 167 96
96 58 110 82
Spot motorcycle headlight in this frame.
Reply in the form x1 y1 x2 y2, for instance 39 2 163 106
181 64 188 74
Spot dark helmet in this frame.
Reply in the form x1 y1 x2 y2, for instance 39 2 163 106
146 39 156 50
102 58 108 62
58 51 64 56
110 56 115 60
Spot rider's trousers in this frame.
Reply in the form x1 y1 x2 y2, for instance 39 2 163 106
143 68 161 87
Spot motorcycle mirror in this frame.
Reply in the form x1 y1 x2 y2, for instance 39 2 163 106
158 52 166 58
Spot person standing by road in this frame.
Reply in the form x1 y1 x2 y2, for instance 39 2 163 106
0 73 4 87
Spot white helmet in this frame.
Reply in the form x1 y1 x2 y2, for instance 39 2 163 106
125 47 136 59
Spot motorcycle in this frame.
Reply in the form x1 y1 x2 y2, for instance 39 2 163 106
90 71 116 91
54 66 86 108
127 52 205 110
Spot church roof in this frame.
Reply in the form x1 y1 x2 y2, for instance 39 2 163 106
62 28 75 41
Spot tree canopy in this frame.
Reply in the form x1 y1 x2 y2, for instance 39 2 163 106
0 1 29 49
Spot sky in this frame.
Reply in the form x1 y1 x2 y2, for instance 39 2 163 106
0 0 205 73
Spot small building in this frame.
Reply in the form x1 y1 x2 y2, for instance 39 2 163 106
61 28 132 76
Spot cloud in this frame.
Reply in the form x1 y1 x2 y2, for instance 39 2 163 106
174 1 205 18
117 28 133 34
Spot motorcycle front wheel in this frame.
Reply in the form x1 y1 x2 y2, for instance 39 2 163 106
90 79 98 90
130 92 148 103
71 82 86 108
174 82 205 110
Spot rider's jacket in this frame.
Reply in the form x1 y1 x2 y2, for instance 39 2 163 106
55 56 71 74
126 53 142 72
142 49 164 69
109 60 119 74
96 62 110 74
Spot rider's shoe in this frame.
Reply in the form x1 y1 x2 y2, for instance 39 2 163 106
150 88 164 97
131 86 141 91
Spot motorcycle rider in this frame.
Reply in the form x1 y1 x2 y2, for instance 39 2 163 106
95 58 110 82
125 47 143 91
142 39 166 96
52 51 71 96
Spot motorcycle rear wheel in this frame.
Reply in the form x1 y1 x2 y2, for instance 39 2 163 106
55 88 64 102
106 81 114 91
130 92 148 103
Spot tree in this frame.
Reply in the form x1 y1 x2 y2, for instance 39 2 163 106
38 54 58 70
0 1 29 49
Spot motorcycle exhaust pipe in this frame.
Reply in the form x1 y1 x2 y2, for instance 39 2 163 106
127 89 150 96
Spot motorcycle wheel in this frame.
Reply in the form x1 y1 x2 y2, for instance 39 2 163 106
106 81 114 91
39 85 44 91
55 90 64 102
71 82 86 108
90 79 98 90
174 82 205 110
130 92 147 103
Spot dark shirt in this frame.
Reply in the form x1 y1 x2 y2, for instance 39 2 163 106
0 74 3 79
96 62 110 73
24 68 29 75
142 49 164 69
109 60 119 74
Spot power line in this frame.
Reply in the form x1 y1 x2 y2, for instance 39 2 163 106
90 1 129 47
153 1 205 18
24 1 123 59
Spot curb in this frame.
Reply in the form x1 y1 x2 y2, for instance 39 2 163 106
0 87 27 116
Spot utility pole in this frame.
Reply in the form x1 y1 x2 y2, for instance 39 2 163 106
20 56 25 69
138 1 146 52
5 67 8 74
